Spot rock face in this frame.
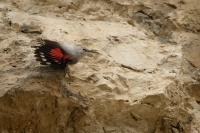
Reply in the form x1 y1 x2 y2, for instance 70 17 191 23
0 0 200 133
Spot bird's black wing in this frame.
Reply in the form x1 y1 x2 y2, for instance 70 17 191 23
32 39 64 65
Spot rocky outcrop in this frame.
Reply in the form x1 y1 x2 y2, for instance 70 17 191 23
0 0 200 133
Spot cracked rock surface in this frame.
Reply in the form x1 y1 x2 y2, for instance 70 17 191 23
0 0 200 133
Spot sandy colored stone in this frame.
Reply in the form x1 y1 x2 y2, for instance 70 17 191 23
0 0 200 133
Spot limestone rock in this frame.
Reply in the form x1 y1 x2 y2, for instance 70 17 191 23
0 0 200 133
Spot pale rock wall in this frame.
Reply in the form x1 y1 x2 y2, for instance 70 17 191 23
0 0 200 133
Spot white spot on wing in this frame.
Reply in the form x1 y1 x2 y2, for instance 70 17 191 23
41 55 45 58
41 58 47 61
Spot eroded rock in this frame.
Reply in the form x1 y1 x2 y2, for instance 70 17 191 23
0 0 200 133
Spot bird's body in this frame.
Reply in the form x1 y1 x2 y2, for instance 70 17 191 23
32 39 97 67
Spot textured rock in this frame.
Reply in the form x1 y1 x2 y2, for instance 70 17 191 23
0 0 200 133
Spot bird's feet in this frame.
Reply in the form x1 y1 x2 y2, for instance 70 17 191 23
64 65 71 78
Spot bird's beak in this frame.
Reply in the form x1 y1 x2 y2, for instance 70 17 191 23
84 49 99 54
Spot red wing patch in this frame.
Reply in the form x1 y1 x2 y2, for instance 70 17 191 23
64 54 73 60
50 48 63 63
61 53 73 64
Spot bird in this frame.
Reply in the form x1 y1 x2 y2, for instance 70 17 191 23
32 39 98 74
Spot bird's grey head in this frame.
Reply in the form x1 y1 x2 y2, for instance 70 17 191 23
74 46 99 58
74 46 87 58
59 43 98 60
